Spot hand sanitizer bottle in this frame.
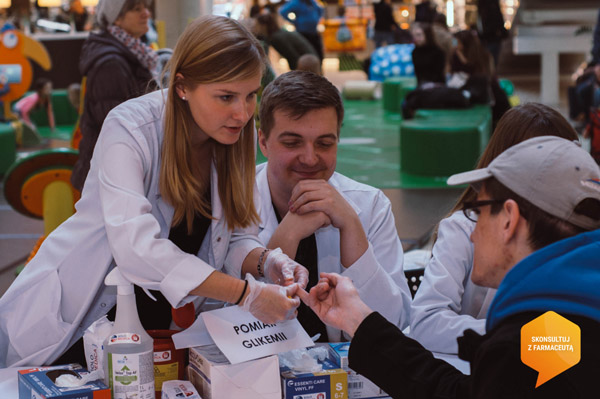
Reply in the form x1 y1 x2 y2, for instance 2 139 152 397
103 267 155 399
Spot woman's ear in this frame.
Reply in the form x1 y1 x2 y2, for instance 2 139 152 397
174 73 186 99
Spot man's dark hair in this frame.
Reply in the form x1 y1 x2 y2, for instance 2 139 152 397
258 70 344 139
484 177 586 250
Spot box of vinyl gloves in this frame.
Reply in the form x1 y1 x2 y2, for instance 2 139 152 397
18 364 110 399
279 345 348 399
327 343 390 399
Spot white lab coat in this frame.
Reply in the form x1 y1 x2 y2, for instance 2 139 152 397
0 91 262 367
255 163 412 341
409 211 497 354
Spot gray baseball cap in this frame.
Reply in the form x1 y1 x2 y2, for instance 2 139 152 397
447 136 600 230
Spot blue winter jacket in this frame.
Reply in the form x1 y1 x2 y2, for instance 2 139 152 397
279 0 323 34
487 228 600 331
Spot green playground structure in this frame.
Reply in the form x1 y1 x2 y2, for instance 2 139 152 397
324 77 496 189
27 89 79 141
0 90 79 175
0 122 17 176
400 105 491 178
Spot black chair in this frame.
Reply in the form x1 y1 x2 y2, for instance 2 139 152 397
405 268 425 298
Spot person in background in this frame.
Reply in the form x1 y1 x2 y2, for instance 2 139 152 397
592 9 600 66
450 29 492 80
451 29 509 125
373 0 398 48
13 77 55 131
431 13 453 74
71 0 158 191
249 0 262 19
409 103 580 354
415 0 436 23
0 15 307 369
279 0 324 62
255 11 318 71
69 0 88 32
296 53 322 75
477 0 507 68
256 71 412 342
582 64 600 164
300 136 600 398
569 10 600 131
411 22 446 87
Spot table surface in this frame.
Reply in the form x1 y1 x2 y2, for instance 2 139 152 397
0 352 470 397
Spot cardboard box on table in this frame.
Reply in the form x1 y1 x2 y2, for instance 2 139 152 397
18 364 110 399
187 344 281 399
327 343 390 399
174 305 315 399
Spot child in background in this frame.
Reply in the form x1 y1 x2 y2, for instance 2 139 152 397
13 77 55 131
583 64 600 164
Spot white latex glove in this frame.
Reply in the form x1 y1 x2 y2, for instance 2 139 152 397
240 274 301 324
263 248 309 289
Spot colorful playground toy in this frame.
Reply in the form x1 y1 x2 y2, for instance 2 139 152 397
0 23 52 120
4 149 80 264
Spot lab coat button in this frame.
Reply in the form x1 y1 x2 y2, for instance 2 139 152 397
100 303 107 308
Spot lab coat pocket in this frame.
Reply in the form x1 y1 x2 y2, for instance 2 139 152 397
7 270 71 362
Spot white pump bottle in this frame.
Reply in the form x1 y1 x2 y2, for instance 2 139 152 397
103 267 155 399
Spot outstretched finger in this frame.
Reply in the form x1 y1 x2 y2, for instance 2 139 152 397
296 287 312 305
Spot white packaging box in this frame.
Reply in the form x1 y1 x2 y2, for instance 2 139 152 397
161 380 201 399
187 344 281 399
328 342 390 399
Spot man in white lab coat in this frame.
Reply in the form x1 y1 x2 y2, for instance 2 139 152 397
255 71 412 341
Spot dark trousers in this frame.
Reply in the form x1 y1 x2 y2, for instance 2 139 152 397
299 31 324 61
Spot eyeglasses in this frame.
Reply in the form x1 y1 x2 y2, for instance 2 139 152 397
462 199 505 223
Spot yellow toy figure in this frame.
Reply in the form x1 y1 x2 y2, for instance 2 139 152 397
0 23 52 120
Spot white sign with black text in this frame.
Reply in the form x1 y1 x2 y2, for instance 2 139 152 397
201 306 314 364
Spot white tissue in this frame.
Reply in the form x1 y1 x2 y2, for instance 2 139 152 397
54 370 104 387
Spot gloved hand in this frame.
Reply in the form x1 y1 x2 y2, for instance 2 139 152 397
263 248 309 289
240 274 301 324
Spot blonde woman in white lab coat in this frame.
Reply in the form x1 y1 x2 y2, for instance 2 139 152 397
0 15 308 368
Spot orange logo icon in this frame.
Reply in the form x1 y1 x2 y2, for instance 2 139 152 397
521 311 581 387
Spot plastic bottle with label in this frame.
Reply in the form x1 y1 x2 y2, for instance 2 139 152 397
103 267 155 399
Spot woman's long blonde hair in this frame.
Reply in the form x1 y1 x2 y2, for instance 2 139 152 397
160 15 266 232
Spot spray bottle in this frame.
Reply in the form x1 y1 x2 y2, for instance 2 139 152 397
103 267 155 399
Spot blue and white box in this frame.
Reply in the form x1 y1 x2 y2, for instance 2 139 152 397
280 352 348 399
18 364 109 399
327 343 390 399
